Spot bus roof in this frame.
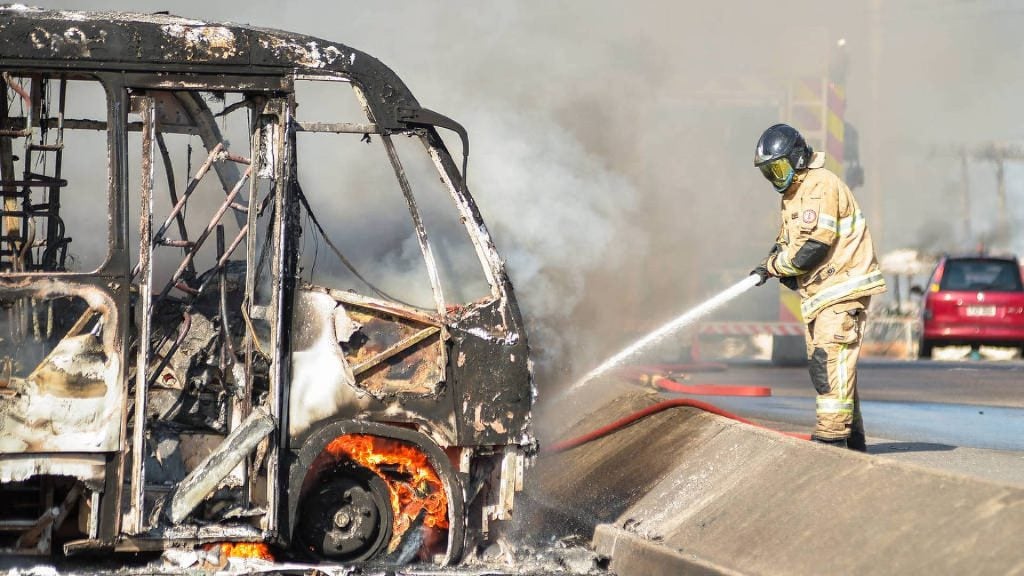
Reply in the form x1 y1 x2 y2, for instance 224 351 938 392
0 5 420 130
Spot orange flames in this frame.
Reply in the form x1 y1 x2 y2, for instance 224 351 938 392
210 542 274 562
325 434 448 550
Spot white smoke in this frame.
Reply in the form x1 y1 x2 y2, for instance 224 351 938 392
462 106 645 371
30 0 1024 390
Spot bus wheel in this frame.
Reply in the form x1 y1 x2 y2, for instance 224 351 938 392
293 462 392 562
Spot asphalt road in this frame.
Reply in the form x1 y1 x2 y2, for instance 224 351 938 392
691 359 1024 408
664 359 1024 487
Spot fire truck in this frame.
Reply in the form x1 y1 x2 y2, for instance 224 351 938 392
0 6 533 564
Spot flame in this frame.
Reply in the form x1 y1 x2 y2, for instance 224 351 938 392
210 542 274 562
325 434 449 550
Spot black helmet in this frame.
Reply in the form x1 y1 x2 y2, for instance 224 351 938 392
754 124 813 192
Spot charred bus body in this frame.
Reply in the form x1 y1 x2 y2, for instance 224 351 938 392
0 6 534 564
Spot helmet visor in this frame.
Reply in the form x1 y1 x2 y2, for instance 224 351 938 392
759 157 794 191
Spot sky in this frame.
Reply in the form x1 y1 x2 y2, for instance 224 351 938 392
14 0 1024 388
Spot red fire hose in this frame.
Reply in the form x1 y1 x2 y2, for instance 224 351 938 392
653 377 771 397
545 372 811 454
615 365 772 396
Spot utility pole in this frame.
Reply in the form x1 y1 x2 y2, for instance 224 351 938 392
935 143 1022 251
960 151 971 243
994 158 1007 242
969 143 1023 250
868 0 883 248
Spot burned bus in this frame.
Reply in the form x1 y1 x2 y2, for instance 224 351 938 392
0 6 534 565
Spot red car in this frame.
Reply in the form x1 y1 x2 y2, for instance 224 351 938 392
919 255 1024 358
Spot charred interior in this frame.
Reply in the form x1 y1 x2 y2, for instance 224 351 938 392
0 6 534 566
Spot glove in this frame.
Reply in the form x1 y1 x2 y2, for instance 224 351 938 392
750 264 771 286
752 243 784 286
780 276 798 291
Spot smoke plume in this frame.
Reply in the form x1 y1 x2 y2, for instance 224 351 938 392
30 0 1024 392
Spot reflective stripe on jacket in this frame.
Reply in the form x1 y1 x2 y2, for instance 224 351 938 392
766 152 886 321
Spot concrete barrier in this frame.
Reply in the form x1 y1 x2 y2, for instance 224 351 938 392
532 381 1024 575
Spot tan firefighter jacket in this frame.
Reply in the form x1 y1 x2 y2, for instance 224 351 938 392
766 152 886 321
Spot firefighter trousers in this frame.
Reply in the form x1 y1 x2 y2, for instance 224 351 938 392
804 297 870 446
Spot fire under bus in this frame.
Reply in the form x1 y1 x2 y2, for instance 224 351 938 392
0 6 534 565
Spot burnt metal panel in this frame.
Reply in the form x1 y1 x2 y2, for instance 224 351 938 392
0 279 123 455
345 307 444 397
449 299 533 446
287 286 459 447
167 407 275 524
0 8 251 65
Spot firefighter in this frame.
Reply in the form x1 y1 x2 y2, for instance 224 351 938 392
750 123 886 451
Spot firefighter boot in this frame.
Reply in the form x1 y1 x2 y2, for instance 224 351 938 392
847 429 866 452
848 408 867 453
812 436 848 449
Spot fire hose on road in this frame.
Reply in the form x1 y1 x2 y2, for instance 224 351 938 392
549 276 811 453
545 366 810 454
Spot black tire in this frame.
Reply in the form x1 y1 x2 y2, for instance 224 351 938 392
918 339 934 359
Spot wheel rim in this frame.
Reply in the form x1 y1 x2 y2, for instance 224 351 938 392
294 462 393 562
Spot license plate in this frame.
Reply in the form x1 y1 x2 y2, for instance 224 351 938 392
966 305 996 317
